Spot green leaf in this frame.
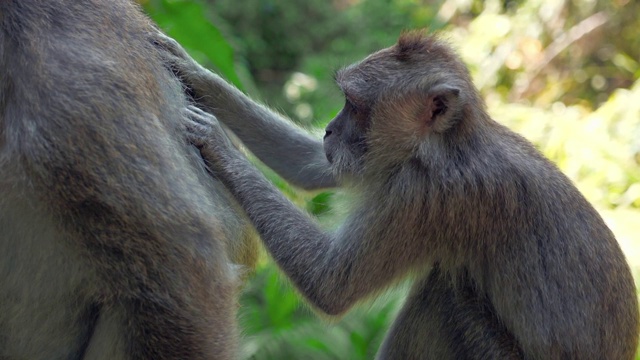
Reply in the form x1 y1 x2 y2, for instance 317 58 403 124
143 0 244 90
307 191 333 216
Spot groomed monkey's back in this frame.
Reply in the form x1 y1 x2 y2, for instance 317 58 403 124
0 0 255 269
0 1 255 357
0 0 177 120
1 0 254 245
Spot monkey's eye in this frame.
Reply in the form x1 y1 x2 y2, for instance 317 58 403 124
345 94 365 114
344 97 371 128
345 98 359 114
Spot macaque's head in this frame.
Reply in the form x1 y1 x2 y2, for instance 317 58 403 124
324 31 480 182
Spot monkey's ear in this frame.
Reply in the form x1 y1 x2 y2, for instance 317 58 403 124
421 84 461 133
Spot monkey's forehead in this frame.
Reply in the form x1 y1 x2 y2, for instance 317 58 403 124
334 47 404 89
336 47 396 77
334 66 380 104
335 58 436 106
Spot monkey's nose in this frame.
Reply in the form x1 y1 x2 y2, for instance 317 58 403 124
324 130 332 139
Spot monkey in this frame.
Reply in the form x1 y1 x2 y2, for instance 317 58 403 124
0 0 261 359
157 31 640 359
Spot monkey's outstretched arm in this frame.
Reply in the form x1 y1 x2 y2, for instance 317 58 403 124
185 107 427 315
154 33 336 191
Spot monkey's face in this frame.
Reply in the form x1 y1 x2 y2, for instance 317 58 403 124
324 54 389 182
325 33 470 183
323 97 369 182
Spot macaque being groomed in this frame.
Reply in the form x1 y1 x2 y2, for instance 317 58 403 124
0 1 260 359
157 31 639 359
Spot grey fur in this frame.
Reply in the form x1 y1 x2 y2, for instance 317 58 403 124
0 1 258 358
168 31 639 359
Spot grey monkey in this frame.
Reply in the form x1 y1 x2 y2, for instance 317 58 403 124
0 1 259 359
163 31 638 359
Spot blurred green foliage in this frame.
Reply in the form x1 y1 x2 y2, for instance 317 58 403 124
143 0 243 88
143 0 640 358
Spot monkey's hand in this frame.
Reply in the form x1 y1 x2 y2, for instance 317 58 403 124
184 105 238 170
156 32 336 191
151 31 227 99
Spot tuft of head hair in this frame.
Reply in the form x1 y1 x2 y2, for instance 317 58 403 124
395 30 438 61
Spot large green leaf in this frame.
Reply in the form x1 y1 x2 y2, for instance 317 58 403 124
143 0 243 90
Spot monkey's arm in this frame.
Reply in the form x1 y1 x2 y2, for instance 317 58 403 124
186 107 427 315
155 33 335 191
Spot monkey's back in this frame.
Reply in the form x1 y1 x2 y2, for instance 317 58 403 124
384 122 640 359
0 0 254 358
459 123 639 359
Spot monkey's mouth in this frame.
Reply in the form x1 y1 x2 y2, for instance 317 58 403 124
325 151 334 164
323 140 334 164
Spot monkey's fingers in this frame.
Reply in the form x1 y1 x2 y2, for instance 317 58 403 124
185 105 216 123
150 31 191 62
150 31 201 82
184 106 237 160
183 108 225 146
184 119 214 149
184 105 220 128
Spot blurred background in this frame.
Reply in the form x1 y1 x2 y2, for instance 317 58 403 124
141 0 640 358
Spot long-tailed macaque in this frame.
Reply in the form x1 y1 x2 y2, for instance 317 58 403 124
0 1 260 359
158 31 640 359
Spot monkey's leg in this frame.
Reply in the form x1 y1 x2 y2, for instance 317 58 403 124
376 267 460 360
451 282 525 360
81 306 128 359
378 268 524 360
